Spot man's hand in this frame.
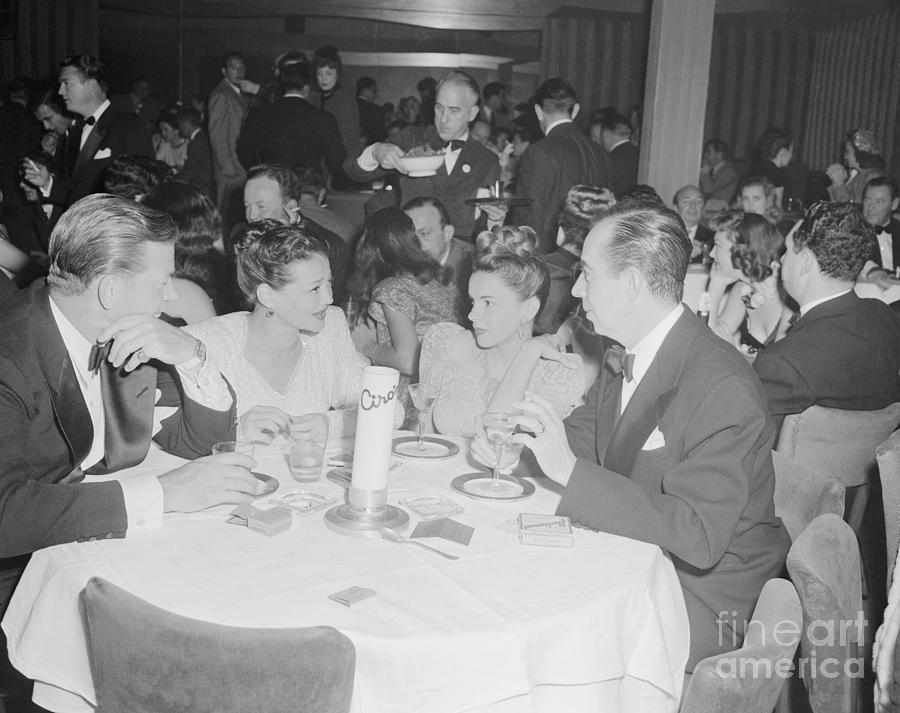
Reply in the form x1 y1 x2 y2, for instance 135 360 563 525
480 203 508 226
239 405 291 443
22 158 50 190
236 79 260 95
159 452 258 512
98 315 202 371
371 143 408 173
513 394 577 485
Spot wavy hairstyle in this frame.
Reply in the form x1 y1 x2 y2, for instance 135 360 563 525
232 220 329 303
558 185 616 252
474 225 550 310
791 201 874 281
710 210 783 284
346 207 450 325
142 181 223 294
739 176 784 225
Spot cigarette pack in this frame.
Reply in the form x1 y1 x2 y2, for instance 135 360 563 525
247 507 292 537
517 513 574 548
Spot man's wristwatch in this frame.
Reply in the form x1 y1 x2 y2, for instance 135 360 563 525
180 339 207 371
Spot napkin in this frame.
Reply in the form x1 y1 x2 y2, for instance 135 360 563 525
411 518 474 546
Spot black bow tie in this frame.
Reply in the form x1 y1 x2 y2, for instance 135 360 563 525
604 345 635 382
88 340 111 374
876 225 891 236
442 139 465 151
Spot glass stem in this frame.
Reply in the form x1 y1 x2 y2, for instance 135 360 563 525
417 412 426 449
493 443 505 481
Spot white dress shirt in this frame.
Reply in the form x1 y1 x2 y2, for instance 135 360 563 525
80 99 110 149
799 290 852 317
620 304 684 414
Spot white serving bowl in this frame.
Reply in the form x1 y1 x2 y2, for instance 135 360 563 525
397 154 444 177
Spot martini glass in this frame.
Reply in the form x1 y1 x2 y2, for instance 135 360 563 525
407 383 437 451
480 412 523 496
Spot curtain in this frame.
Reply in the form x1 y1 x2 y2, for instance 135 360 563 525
803 7 900 171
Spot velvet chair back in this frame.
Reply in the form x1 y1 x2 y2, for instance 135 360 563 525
80 577 356 713
877 430 900 593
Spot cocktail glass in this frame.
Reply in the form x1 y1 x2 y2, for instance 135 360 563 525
407 383 437 451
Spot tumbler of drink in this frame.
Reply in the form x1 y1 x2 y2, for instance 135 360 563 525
288 437 326 482
212 441 255 457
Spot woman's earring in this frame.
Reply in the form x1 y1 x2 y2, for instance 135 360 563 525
516 322 528 339
265 308 274 318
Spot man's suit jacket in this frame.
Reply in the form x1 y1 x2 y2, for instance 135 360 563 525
608 140 639 196
700 160 739 203
48 107 153 209
0 283 236 610
237 95 346 180
208 79 249 181
868 218 900 272
689 224 715 264
535 248 578 335
754 291 900 431
556 309 790 665
511 122 613 253
344 125 499 239
358 97 386 146
176 129 214 199
444 238 474 304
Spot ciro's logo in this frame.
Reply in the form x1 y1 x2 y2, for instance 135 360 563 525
360 386 396 411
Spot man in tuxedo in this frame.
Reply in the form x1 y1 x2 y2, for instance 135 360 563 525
754 201 900 430
21 55 153 218
239 164 349 304
511 78 612 253
209 51 251 233
176 106 214 199
479 202 789 670
860 177 900 280
599 113 638 196
0 195 262 702
403 195 474 301
237 61 346 183
343 70 501 240
673 185 714 264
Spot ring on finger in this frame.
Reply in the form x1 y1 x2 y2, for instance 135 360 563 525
137 349 148 362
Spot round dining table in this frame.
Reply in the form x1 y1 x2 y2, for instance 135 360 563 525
3 434 689 713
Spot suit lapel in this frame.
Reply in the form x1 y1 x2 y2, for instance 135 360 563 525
73 112 109 176
31 287 93 467
603 309 698 475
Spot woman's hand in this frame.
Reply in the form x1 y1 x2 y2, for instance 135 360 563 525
520 334 575 367
350 319 379 358
238 405 291 444
826 163 848 186
288 413 330 443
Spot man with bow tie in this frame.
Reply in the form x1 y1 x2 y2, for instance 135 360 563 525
476 202 789 670
860 177 900 287
754 201 900 430
21 55 153 222
0 195 267 632
343 70 500 239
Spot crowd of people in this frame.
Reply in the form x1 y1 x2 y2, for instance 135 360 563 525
1 45 899 709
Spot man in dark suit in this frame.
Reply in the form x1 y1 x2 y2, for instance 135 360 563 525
510 78 613 253
754 201 900 430
237 61 346 183
21 55 153 217
239 164 349 304
599 113 639 196
860 177 900 280
356 76 385 147
673 185 714 264
478 202 789 670
403 196 474 302
0 195 263 704
175 106 214 199
344 70 501 240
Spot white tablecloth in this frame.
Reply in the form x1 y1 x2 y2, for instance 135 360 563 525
3 436 689 713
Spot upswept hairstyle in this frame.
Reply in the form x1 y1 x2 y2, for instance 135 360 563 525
710 210 784 284
846 128 886 170
312 45 342 77
346 207 450 325
597 201 691 303
233 220 329 303
558 185 616 252
474 225 550 310
142 181 223 293
790 201 874 281
47 194 175 295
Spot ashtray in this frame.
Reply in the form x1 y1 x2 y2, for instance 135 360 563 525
400 495 465 520
269 491 337 517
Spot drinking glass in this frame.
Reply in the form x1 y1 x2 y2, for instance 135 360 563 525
481 412 523 496
407 383 437 450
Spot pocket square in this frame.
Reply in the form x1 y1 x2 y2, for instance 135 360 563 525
641 427 666 451
93 148 112 160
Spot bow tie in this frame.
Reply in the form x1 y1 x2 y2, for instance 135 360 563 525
88 340 111 374
876 225 892 237
442 139 465 151
604 345 635 382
